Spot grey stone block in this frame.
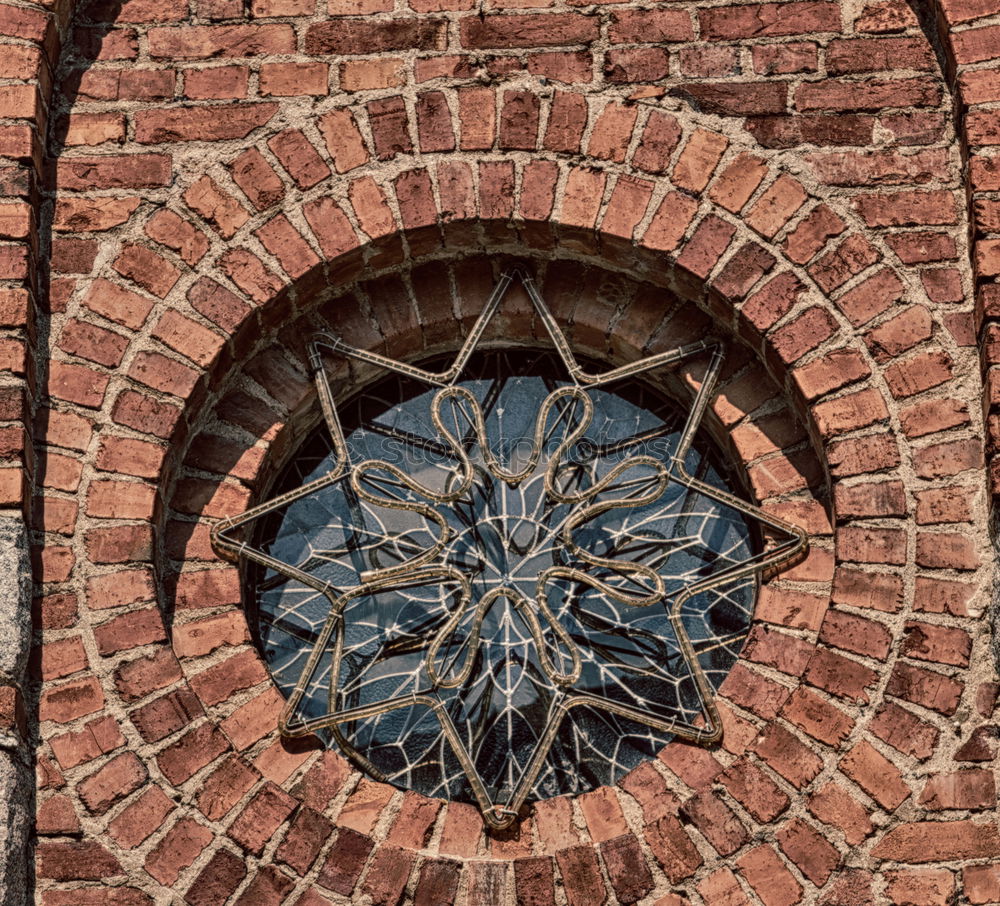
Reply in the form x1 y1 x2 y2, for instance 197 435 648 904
0 515 31 906
0 750 30 906
0 515 30 684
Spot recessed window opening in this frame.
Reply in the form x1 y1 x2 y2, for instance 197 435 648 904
213 268 806 829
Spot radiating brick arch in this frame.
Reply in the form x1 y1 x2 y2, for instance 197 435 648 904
28 76 997 902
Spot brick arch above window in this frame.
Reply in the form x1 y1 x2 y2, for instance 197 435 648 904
55 93 961 512
3 0 992 515
158 250 836 903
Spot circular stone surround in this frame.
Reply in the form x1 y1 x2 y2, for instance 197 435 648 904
147 238 846 902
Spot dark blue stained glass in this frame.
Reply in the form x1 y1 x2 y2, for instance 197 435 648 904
248 350 758 803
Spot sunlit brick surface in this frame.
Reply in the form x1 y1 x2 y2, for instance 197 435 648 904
3 0 998 902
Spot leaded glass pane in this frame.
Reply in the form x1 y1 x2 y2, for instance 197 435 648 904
250 350 757 802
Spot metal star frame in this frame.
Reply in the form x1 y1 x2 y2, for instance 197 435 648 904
211 267 808 830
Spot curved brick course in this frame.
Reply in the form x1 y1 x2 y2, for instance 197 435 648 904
3 0 998 903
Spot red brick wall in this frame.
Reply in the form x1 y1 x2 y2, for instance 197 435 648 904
4 0 999 903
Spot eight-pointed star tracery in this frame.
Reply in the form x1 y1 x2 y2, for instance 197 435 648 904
212 268 808 830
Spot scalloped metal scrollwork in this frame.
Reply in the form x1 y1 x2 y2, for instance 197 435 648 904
212 268 807 830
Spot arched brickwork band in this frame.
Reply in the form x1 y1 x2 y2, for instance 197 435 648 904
0 0 996 903
29 77 997 898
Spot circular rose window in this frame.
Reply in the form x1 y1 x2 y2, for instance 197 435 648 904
213 269 805 829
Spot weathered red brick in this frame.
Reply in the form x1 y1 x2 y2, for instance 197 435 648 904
644 815 702 884
40 676 104 724
49 715 125 771
184 175 250 238
108 785 174 849
196 756 260 821
720 662 792 720
807 148 948 186
603 834 654 905
808 782 873 846
260 61 328 96
461 13 597 49
372 791 434 850
827 435 901 478
554 845 605 906
913 576 975 617
695 867 748 905
37 841 122 881
40 637 88 681
874 820 1000 863
776 818 840 886
902 621 972 667
673 129 728 193
48 361 110 409
184 64 249 100
753 723 823 789
308 18 445 53
229 148 284 211
738 845 803 905
94 608 166 656
700 1 841 39
964 864 1000 904
220 686 283 750
913 438 982 480
228 782 296 855
148 24 295 58
741 625 813 677
659 741 723 790
37 794 82 837
819 609 893 659
588 101 637 163
275 805 333 876
185 848 247 906
720 759 790 823
919 769 996 811
605 46 670 83
58 154 172 190
145 816 213 885
840 740 910 810
780 686 855 747
915 531 979 570
887 662 963 716
157 722 229 786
